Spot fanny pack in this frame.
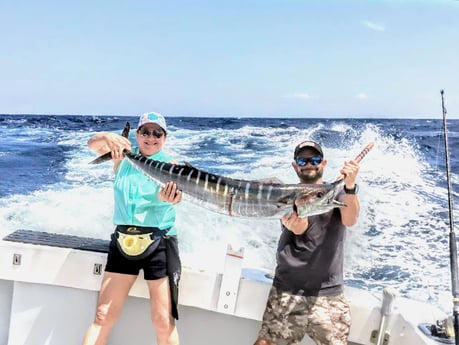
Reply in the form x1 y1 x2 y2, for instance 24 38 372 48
114 225 169 260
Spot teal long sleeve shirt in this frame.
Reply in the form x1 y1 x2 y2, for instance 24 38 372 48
113 149 177 235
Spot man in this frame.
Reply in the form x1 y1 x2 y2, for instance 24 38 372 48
254 140 360 345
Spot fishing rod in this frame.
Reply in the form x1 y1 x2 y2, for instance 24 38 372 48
441 89 459 344
354 142 374 163
336 142 374 181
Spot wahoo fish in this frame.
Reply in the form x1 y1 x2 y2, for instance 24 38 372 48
124 152 345 218
89 122 372 218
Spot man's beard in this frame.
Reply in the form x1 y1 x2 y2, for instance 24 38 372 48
296 168 323 183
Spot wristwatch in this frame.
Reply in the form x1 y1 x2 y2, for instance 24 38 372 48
344 184 359 195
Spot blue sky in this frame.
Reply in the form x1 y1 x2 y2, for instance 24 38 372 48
1 0 458 118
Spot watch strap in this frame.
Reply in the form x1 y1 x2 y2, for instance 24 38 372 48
344 184 358 194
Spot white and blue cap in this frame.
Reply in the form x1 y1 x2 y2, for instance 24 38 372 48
137 112 167 132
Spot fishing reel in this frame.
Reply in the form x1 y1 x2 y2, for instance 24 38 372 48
419 316 455 344
430 316 454 340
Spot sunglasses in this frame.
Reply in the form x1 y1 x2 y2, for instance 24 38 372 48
295 156 323 167
139 128 165 138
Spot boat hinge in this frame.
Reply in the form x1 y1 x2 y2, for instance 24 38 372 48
370 330 390 345
93 263 103 275
12 253 22 266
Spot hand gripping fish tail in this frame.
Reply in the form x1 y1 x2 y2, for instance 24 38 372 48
88 122 131 165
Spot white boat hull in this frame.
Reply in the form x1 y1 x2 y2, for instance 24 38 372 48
0 230 451 345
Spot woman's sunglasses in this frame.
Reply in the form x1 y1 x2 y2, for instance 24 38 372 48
139 128 165 138
295 156 323 167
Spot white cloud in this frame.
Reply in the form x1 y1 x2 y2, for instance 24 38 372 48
286 92 316 100
356 93 368 99
363 20 386 32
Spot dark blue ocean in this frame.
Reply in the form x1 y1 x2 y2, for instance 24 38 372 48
1 114 458 313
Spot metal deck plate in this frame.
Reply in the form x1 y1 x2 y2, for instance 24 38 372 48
3 229 110 253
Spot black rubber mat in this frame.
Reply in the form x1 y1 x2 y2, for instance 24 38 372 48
3 229 109 253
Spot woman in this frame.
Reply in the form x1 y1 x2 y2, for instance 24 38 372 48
82 112 182 345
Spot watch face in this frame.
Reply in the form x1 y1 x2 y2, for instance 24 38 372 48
345 184 358 194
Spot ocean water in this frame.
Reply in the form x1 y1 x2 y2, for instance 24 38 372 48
1 114 458 315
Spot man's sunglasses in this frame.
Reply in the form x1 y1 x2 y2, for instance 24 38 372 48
139 128 165 138
295 156 323 167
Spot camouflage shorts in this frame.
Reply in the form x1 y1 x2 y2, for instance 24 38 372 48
258 286 351 345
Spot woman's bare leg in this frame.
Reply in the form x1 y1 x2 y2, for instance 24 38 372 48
82 272 137 345
147 277 179 345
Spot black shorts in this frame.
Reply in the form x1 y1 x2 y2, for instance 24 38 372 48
105 234 167 280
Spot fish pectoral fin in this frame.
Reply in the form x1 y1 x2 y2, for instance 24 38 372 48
183 161 198 168
276 194 296 207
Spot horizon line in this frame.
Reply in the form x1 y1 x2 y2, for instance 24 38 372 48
1 113 458 120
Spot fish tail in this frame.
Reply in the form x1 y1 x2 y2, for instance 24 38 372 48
88 152 113 164
88 122 130 165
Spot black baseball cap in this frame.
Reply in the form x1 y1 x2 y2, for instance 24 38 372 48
294 140 324 158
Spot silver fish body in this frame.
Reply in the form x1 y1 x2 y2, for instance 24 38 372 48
123 152 345 219
89 121 346 218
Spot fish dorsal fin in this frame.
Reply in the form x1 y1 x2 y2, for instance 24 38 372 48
183 161 197 168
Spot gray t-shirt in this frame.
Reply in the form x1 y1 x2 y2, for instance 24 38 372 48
273 205 346 297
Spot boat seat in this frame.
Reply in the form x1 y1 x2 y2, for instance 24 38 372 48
3 229 110 253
